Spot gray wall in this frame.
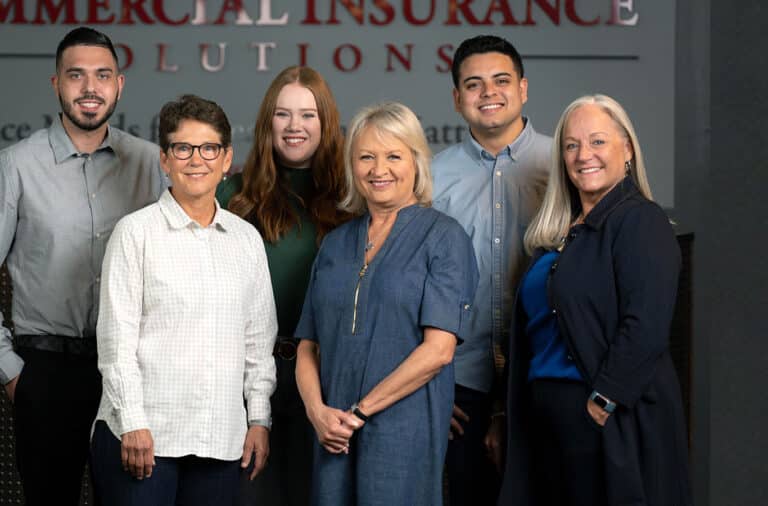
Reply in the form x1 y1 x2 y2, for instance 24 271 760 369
676 1 768 505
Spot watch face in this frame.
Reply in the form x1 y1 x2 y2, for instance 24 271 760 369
594 396 608 409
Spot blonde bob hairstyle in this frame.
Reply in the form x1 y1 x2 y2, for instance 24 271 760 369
524 94 653 253
339 102 432 214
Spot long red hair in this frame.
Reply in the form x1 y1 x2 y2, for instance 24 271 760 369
228 66 349 243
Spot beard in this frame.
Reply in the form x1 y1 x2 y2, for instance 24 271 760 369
59 91 119 132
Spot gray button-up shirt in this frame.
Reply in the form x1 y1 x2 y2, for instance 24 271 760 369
432 119 551 392
0 114 165 383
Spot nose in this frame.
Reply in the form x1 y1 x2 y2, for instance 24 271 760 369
287 114 301 131
189 146 205 164
576 144 593 161
81 74 96 92
480 81 496 98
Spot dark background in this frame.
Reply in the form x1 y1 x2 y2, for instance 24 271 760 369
676 1 768 505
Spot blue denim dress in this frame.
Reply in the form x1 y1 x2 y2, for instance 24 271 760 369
295 204 478 506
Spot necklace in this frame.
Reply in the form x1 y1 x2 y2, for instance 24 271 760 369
365 220 392 252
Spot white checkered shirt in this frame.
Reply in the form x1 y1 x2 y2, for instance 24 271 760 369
95 189 277 460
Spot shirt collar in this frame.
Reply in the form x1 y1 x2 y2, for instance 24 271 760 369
462 116 535 163
158 188 228 231
582 176 641 229
49 113 116 164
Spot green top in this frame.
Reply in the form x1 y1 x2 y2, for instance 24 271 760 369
216 168 318 336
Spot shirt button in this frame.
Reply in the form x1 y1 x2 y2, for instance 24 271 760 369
495 171 501 177
494 237 500 244
464 304 470 310
95 276 101 283
567 354 574 361
95 232 101 239
91 193 96 199
551 309 557 315
495 203 501 209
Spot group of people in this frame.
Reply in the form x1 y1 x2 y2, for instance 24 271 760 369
0 25 692 506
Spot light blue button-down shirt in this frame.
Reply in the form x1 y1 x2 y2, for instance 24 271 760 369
432 118 551 392
0 115 165 383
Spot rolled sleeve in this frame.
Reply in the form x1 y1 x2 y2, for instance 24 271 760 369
419 221 479 342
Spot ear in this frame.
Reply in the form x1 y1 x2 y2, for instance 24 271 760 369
519 77 529 105
624 137 634 163
116 73 125 101
51 74 59 97
159 148 171 175
452 87 461 113
222 146 234 174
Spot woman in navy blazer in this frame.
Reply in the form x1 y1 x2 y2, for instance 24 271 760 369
497 94 692 506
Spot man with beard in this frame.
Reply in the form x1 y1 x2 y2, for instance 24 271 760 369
0 27 165 506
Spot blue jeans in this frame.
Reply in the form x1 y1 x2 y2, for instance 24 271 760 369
91 421 240 506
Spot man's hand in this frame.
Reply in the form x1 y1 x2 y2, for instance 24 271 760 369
3 374 19 403
484 414 505 473
121 429 155 479
241 425 270 480
307 404 360 454
448 403 470 440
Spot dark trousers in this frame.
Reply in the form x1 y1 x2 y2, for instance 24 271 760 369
445 384 500 506
91 421 241 506
12 348 102 506
238 354 313 506
529 379 608 506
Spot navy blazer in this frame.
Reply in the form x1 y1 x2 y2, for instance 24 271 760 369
499 177 692 506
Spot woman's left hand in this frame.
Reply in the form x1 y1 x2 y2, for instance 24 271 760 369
586 398 610 427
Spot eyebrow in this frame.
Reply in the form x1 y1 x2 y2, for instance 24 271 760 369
64 67 114 73
275 106 318 111
462 72 512 85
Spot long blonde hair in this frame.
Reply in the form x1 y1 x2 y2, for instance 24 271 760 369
524 94 653 253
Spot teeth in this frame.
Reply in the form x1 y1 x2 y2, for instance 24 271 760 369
370 180 392 187
285 138 305 145
480 104 502 111
579 168 601 174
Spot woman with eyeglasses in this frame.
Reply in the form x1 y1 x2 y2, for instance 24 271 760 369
216 66 350 506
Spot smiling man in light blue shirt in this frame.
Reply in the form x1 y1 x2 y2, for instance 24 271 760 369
432 35 551 506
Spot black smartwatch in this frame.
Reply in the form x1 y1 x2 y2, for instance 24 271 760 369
589 390 617 413
350 402 369 422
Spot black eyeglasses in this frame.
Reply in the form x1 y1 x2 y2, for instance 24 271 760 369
169 142 224 161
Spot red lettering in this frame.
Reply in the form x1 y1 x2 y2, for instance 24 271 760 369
214 0 245 25
86 0 116 24
333 44 361 72
524 0 560 25
153 0 189 25
298 43 309 66
329 0 363 25
481 0 518 25
115 43 133 71
301 0 321 24
0 0 27 23
403 0 435 26
119 0 154 24
32 0 76 24
445 0 486 26
565 0 598 25
369 0 393 25
435 44 453 73
385 44 413 72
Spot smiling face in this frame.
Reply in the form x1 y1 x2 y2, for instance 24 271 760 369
352 126 418 214
53 45 124 134
562 104 633 211
271 83 322 169
161 119 232 211
453 51 528 152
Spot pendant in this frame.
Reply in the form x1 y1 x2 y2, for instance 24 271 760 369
365 241 374 251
